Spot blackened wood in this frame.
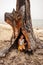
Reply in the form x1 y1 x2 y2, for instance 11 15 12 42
16 0 43 50
4 0 43 51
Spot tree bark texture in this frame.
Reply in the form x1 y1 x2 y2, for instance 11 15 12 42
5 0 43 51
16 0 43 50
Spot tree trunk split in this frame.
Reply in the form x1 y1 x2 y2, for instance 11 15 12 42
5 0 43 51
16 0 43 50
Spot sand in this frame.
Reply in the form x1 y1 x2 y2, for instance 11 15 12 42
0 23 13 41
0 23 43 65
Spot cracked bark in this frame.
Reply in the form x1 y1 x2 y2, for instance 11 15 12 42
5 0 43 52
16 0 43 50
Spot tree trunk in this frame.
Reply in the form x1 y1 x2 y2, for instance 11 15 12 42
16 0 43 50
5 0 43 52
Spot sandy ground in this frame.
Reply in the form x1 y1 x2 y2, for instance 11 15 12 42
0 23 43 65
0 23 13 41
34 28 43 41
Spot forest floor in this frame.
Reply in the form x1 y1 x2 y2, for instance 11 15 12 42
0 23 43 65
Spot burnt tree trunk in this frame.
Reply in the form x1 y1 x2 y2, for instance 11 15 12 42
16 0 43 50
5 0 43 52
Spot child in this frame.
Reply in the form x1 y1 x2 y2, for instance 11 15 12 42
18 35 26 51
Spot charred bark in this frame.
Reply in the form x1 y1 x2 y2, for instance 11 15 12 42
5 0 43 52
16 0 43 50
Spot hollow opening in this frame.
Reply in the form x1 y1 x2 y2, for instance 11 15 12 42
10 29 28 51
